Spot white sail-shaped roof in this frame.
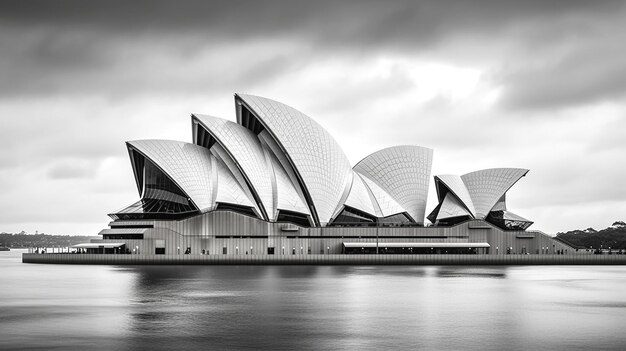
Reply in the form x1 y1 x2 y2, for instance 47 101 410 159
213 156 255 209
258 130 311 218
502 210 531 222
461 168 528 218
354 145 433 224
193 114 275 220
436 193 472 221
269 152 312 216
344 172 378 217
491 195 507 212
436 174 476 216
127 140 214 211
359 173 406 217
236 94 352 225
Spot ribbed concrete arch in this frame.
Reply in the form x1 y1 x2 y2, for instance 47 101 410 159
461 168 529 218
354 145 433 224
192 114 274 220
126 140 214 212
236 93 352 226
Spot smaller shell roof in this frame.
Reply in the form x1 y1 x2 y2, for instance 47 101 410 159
435 175 476 217
127 140 214 212
359 173 406 217
461 168 528 218
501 210 532 223
344 171 378 217
354 145 433 224
437 193 472 221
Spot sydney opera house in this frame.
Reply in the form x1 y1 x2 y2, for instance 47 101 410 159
74 93 573 258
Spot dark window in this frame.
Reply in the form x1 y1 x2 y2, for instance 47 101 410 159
267 247 275 255
108 157 199 221
330 207 376 226
215 203 258 218
155 248 165 255
103 234 144 240
276 210 311 227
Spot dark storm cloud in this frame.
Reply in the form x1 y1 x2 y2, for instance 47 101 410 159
496 11 626 110
500 55 626 110
2 0 626 234
1 0 624 103
1 0 618 39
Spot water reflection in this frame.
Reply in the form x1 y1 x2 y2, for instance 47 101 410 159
436 267 508 278
2 250 626 350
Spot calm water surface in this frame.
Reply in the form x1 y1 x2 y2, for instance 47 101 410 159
2 249 626 350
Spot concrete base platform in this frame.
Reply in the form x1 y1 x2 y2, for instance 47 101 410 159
22 253 626 265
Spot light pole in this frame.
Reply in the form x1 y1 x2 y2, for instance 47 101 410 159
376 226 379 255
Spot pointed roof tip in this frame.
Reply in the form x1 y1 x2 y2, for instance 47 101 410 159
434 168 530 179
462 167 529 175
354 145 434 168
235 92 256 100
192 113 232 123
126 139 188 145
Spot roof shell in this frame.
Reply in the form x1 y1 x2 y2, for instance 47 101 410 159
461 168 528 218
193 114 274 219
344 171 378 217
354 145 433 224
127 140 214 211
266 145 312 216
213 155 255 208
436 192 472 220
436 174 476 216
236 94 352 225
359 173 406 217
501 210 531 222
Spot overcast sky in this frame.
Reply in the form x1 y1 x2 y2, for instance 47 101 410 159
1 0 625 235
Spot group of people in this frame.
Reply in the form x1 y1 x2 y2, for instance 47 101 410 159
33 248 89 254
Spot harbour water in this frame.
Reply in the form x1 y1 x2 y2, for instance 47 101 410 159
3 249 626 350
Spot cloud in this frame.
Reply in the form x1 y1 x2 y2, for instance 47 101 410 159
2 0 624 100
46 159 100 179
1 0 626 235
497 25 626 110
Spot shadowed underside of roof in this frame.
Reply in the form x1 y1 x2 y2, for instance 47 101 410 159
126 139 215 212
